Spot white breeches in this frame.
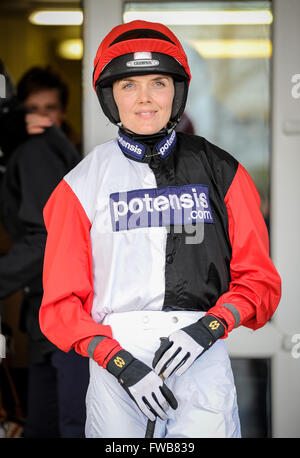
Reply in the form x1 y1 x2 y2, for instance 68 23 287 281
85 310 241 438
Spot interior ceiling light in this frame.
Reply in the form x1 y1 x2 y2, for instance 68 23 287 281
123 10 273 26
29 10 83 26
189 39 272 59
57 39 83 60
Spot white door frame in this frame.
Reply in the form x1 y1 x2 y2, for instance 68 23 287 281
268 0 300 438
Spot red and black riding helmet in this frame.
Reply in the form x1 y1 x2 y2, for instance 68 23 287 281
93 20 191 126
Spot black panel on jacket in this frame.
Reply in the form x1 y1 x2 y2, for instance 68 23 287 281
149 132 239 312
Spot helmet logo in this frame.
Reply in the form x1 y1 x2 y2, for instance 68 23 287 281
126 52 159 68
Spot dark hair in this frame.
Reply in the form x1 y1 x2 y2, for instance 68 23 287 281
17 66 69 110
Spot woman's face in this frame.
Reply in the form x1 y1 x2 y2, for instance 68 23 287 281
23 89 66 127
112 74 174 135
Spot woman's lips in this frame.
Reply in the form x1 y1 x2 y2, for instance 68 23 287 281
136 110 157 119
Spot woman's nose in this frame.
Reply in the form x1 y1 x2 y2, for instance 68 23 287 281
137 85 152 103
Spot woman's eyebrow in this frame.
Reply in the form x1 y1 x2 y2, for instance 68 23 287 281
150 75 170 81
119 75 170 83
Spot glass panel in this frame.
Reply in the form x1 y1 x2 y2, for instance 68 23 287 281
124 1 272 225
231 358 272 438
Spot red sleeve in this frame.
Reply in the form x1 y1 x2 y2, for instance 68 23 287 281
39 179 122 366
207 163 281 334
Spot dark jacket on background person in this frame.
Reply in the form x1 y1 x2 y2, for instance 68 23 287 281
0 125 80 363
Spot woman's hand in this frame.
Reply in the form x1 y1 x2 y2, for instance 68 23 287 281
152 315 227 378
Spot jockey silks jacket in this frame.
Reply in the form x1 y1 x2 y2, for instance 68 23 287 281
39 129 281 367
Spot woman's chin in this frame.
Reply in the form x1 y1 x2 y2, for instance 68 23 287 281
125 122 166 136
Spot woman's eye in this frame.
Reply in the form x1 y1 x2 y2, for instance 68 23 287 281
123 83 134 89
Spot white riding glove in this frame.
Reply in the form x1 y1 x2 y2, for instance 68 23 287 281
152 314 227 379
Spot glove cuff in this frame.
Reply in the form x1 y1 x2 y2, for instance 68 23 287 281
182 314 226 350
199 315 226 343
205 313 229 338
106 349 135 379
106 351 152 389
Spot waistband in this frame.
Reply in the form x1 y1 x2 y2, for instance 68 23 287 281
102 310 205 332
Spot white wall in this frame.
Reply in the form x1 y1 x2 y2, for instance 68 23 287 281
82 0 123 154
270 0 300 438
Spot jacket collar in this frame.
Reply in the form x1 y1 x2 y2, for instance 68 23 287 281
117 128 177 162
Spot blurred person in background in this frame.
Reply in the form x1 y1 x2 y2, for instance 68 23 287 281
18 66 81 152
0 64 88 437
